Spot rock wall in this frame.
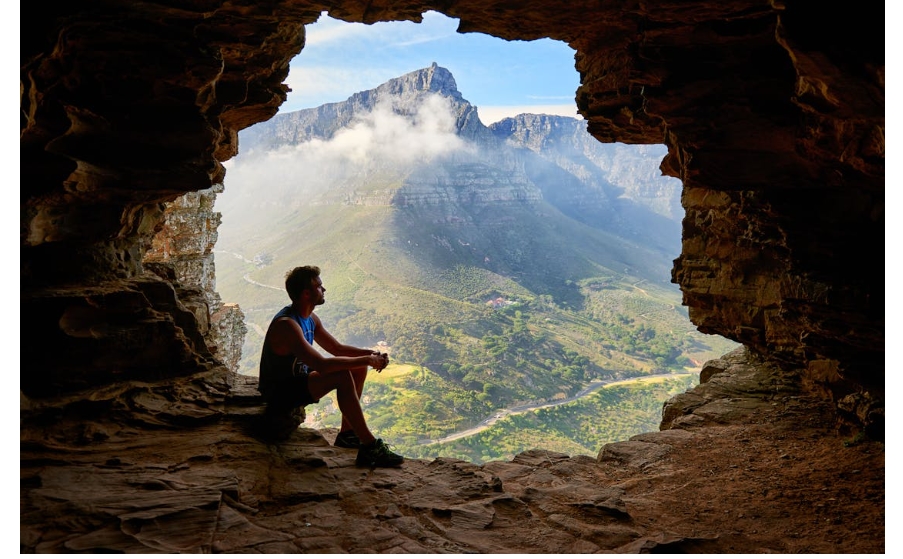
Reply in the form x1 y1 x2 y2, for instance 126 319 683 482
145 185 247 374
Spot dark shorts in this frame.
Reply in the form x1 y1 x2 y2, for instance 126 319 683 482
263 371 321 410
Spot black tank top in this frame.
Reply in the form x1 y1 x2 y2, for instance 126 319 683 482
258 306 315 397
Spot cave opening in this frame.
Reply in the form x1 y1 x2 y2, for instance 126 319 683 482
207 10 737 464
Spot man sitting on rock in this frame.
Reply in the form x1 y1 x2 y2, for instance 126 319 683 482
257 265 404 468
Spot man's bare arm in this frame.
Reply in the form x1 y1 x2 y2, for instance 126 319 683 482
311 313 380 358
268 317 384 372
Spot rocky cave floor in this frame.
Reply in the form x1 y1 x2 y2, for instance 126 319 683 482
20 369 884 553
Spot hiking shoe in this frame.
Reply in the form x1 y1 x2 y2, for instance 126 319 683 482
334 430 363 449
356 438 405 468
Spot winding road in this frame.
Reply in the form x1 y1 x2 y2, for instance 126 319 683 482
419 371 692 445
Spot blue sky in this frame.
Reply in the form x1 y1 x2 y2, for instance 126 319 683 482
281 11 581 124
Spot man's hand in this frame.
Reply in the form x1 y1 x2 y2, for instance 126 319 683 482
370 351 389 372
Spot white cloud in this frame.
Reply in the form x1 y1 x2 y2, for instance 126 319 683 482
225 94 471 195
476 105 582 125
325 95 469 165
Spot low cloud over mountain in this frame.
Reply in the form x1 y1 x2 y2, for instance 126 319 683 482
222 64 682 258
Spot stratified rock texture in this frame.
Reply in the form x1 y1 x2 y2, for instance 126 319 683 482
20 356 883 553
20 0 883 552
145 184 247 373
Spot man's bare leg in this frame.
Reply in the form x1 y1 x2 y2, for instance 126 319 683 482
308 370 375 445
309 369 404 467
340 366 369 434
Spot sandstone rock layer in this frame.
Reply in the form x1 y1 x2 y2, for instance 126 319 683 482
21 357 883 553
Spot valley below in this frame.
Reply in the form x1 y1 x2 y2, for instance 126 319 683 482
422 371 693 445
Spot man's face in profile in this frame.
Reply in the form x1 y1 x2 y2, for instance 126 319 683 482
309 276 326 306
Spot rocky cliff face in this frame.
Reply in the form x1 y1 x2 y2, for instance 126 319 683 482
240 63 487 149
235 64 536 210
489 113 683 251
20 0 883 552
145 185 247 374
233 64 681 250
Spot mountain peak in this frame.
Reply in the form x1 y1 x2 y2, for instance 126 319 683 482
377 63 462 100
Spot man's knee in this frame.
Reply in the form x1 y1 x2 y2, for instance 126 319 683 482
309 369 354 395
334 369 356 389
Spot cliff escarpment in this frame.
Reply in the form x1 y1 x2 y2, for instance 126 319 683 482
20 0 883 553
227 64 683 254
